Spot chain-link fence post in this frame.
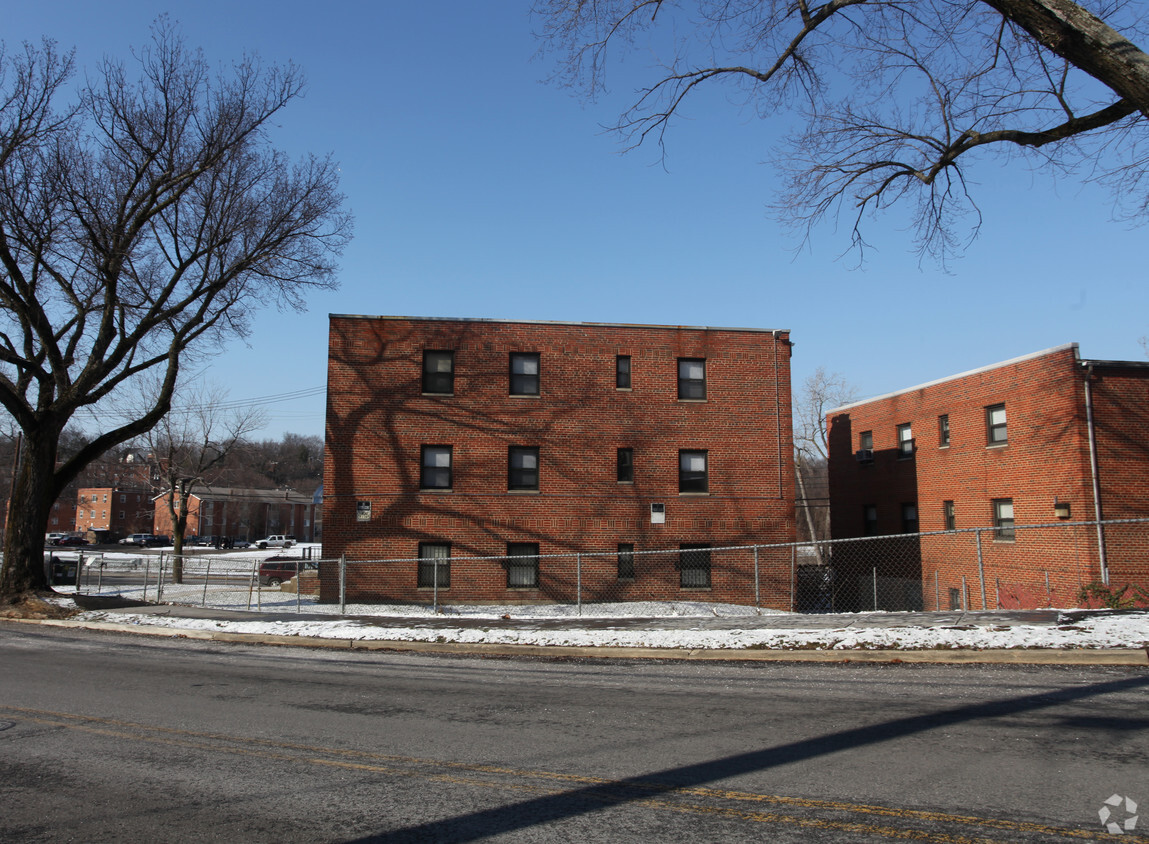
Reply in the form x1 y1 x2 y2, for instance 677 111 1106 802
339 554 346 615
576 553 582 616
201 556 212 607
975 529 986 609
142 556 151 602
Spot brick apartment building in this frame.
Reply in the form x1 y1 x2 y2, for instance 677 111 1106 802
152 486 317 542
827 344 1149 610
74 487 154 539
323 315 796 606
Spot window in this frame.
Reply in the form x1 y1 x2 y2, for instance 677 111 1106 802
617 543 635 580
993 498 1015 540
510 353 540 396
508 446 539 491
120 494 127 503
422 350 454 394
943 500 956 531
119 511 126 520
506 542 539 588
863 505 878 536
860 431 873 451
678 450 708 493
617 448 634 483
417 543 450 588
420 446 453 490
987 404 1008 445
677 358 706 400
897 423 914 458
938 414 950 447
901 503 919 533
678 544 712 588
616 355 631 389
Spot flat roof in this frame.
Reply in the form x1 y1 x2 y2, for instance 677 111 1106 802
828 343 1082 414
329 314 789 335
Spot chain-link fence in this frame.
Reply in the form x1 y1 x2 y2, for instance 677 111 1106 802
58 549 336 614
64 517 1149 615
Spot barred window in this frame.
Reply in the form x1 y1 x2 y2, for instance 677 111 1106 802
678 543 711 588
417 543 450 588
506 542 539 588
617 543 635 580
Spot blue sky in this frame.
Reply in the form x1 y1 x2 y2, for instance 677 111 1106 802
7 1 1147 439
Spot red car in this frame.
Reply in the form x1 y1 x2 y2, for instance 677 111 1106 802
57 536 89 547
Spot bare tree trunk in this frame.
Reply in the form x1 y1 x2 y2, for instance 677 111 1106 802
0 429 61 598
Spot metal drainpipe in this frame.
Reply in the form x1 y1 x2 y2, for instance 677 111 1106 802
1083 364 1109 585
772 330 785 498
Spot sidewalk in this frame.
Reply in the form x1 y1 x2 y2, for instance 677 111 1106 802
22 601 1149 665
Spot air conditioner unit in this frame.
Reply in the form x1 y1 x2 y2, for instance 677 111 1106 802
855 449 874 462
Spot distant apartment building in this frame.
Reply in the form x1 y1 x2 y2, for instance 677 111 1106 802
827 344 1149 609
151 486 316 542
74 487 154 538
323 315 797 606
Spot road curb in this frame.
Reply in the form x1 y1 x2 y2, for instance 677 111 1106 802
7 617 1148 665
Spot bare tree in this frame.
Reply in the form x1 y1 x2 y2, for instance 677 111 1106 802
534 0 1149 261
145 382 268 581
793 368 857 557
0 23 351 602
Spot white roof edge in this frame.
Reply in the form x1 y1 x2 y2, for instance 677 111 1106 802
329 314 790 336
827 343 1081 415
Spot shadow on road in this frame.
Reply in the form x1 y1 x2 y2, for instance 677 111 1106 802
352 672 1149 842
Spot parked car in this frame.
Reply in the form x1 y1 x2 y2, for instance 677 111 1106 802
45 532 67 546
147 535 170 547
257 560 315 586
255 535 294 550
57 536 89 547
119 533 156 547
230 538 252 549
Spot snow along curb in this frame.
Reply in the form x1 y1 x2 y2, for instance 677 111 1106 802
11 617 1149 665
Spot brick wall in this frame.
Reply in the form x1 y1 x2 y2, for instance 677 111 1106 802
323 316 796 607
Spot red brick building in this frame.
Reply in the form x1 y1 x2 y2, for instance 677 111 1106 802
152 486 317 543
74 487 154 538
323 316 796 606
827 344 1149 610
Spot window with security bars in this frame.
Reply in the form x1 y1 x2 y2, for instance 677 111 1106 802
506 542 539 588
510 353 540 396
617 543 635 580
420 445 452 489
508 447 539 491
422 351 454 394
677 358 706 400
417 543 450 588
678 543 711 588
679 450 708 493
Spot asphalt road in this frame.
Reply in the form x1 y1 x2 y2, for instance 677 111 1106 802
1 624 1147 843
